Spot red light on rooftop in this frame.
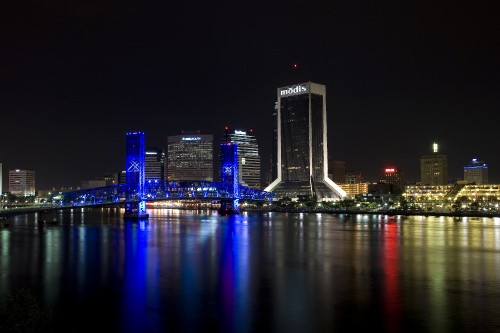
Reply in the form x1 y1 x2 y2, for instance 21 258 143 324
385 168 396 173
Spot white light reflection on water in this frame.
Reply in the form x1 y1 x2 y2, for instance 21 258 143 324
0 210 500 332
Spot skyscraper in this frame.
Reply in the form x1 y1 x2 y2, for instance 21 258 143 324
380 167 405 193
223 129 261 189
9 169 36 196
265 82 346 200
145 147 167 182
167 132 214 181
420 142 448 185
464 158 488 184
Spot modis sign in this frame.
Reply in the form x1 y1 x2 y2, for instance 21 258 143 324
280 84 307 96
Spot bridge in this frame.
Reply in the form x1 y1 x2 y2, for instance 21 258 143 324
44 131 274 218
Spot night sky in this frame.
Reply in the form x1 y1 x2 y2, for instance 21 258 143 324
1 1 499 190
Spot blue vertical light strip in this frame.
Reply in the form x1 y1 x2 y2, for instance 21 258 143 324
125 132 148 218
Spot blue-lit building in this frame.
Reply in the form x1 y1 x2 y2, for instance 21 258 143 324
167 132 214 181
464 158 488 185
265 82 347 200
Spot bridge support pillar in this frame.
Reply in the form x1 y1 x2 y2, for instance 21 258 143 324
124 132 149 220
219 199 239 215
124 201 148 219
218 132 240 215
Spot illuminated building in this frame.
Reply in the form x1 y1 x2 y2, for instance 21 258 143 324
145 147 167 182
223 129 261 189
380 167 404 193
403 184 500 211
265 82 346 200
9 169 35 196
167 132 214 181
464 158 488 184
420 142 448 185
339 182 369 196
339 171 368 196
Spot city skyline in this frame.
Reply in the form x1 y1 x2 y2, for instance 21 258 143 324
1 1 499 189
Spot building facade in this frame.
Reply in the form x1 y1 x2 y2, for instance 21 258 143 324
420 143 448 185
9 169 36 196
464 158 488 184
380 167 404 193
265 82 346 200
223 129 261 189
145 147 167 183
167 133 214 181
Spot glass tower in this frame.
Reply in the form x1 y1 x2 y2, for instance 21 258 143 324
265 82 346 200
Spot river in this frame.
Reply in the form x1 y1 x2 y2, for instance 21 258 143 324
1 208 500 333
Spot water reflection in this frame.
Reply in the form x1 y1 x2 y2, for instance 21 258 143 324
0 210 500 332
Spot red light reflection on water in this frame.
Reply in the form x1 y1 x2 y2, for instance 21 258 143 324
383 217 401 333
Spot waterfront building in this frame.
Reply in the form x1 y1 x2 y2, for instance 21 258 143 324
338 171 369 196
222 129 261 189
338 182 369 196
145 147 167 182
464 158 488 184
167 132 214 181
403 183 500 211
265 82 346 200
420 142 448 185
9 169 35 196
380 167 404 193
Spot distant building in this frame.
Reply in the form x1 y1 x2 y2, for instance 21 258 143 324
167 132 214 181
380 167 404 193
81 179 107 189
145 147 167 183
464 158 488 184
222 129 261 189
420 142 448 185
118 170 127 184
330 160 346 184
338 171 368 196
265 82 346 200
103 173 119 186
9 169 35 196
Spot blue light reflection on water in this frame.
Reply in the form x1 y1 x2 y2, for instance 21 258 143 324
1 209 500 332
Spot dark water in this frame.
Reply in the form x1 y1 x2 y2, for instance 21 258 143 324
1 208 500 333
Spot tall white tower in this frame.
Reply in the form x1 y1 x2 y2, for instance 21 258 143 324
265 82 346 200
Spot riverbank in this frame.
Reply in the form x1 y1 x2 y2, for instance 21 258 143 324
244 208 500 218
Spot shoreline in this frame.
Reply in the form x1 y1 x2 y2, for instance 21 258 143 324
247 208 500 218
